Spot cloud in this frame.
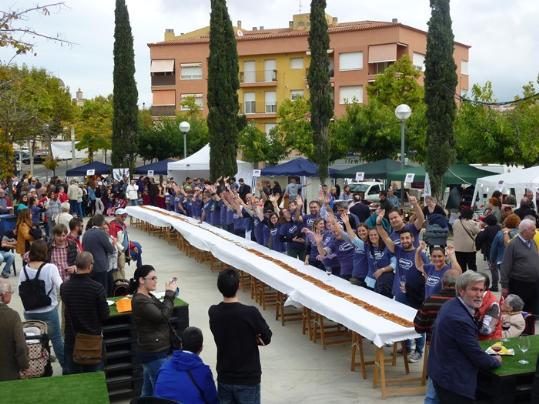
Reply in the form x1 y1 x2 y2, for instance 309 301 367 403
0 0 537 106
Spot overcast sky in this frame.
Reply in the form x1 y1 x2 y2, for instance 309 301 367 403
1 0 538 107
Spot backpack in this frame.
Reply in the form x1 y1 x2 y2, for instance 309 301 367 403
19 263 53 311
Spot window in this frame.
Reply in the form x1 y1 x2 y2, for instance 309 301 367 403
461 60 469 75
180 94 204 110
339 52 363 71
339 86 363 104
368 185 380 195
264 59 276 82
180 63 202 80
412 53 425 72
150 60 175 74
290 57 304 69
152 90 175 106
243 61 256 83
244 92 256 114
290 89 304 100
265 123 277 136
265 91 277 113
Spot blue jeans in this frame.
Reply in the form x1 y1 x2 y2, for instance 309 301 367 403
63 342 104 375
218 383 261 404
424 378 440 404
128 199 138 206
24 307 65 368
139 353 168 397
406 333 425 355
0 250 15 276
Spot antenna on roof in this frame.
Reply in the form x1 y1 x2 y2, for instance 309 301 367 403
299 0 302 13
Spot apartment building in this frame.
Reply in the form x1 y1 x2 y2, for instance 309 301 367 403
148 13 470 134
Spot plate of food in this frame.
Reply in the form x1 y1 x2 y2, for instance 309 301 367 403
485 342 514 356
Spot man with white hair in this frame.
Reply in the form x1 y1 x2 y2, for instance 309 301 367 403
0 278 29 380
501 218 539 313
56 202 74 230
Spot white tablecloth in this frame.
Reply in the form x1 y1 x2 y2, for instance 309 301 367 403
127 206 420 347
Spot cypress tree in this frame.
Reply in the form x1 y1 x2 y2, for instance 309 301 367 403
112 0 139 169
207 0 239 181
307 0 333 183
424 0 458 198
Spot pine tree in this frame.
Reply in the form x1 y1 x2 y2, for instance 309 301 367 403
424 0 458 199
207 0 239 181
308 0 333 183
112 0 139 169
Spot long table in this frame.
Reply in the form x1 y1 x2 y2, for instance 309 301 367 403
126 206 419 346
127 206 423 398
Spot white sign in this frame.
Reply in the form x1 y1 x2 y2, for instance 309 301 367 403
147 170 155 177
113 168 130 181
496 180 504 192
404 173 415 185
355 172 365 182
86 169 95 176
423 173 431 197
252 169 261 177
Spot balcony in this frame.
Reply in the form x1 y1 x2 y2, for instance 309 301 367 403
150 105 176 117
240 102 278 119
151 73 175 87
239 70 277 88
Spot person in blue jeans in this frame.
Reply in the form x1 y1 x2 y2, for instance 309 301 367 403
0 250 15 278
130 265 178 397
209 269 272 404
155 327 218 404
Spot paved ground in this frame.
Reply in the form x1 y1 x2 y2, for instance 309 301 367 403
5 224 494 403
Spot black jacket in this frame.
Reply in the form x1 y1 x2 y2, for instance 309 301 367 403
132 291 175 353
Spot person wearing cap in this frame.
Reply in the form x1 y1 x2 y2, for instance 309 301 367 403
109 208 130 280
0 189 13 214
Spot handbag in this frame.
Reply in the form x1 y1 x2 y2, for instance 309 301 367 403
168 322 182 351
73 333 103 365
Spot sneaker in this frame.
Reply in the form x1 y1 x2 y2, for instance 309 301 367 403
408 351 422 363
1 273 9 279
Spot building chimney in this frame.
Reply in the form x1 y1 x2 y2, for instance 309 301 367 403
237 20 242 29
392 18 398 23
289 21 294 29
76 88 83 100
259 26 264 30
252 26 257 31
164 28 175 41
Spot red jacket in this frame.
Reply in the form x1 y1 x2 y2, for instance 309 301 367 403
478 291 503 340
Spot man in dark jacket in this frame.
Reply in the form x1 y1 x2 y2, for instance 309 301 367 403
61 252 109 374
155 327 218 404
209 269 272 404
428 271 501 403
238 179 251 203
0 278 29 381
82 214 115 295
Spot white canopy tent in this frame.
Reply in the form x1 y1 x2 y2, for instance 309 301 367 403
472 167 538 209
167 144 254 184
51 141 87 160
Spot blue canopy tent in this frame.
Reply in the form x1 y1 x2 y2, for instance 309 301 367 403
134 159 177 176
65 161 112 177
261 157 335 177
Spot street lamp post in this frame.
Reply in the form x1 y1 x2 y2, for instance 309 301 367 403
395 104 412 168
71 126 76 168
179 121 190 159
395 104 412 204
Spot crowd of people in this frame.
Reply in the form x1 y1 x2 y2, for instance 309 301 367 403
2 172 539 403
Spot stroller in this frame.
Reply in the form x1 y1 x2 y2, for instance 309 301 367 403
22 320 53 378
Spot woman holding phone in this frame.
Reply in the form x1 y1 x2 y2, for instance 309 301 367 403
129 265 178 397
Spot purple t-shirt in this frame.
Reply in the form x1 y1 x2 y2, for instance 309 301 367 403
424 263 450 299
392 245 426 303
326 238 355 276
390 223 421 248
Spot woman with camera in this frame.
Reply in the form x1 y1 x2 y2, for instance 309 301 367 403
129 265 178 397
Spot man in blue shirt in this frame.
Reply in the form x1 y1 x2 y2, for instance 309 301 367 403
428 271 501 403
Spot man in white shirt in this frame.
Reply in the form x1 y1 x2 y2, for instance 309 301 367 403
126 180 139 206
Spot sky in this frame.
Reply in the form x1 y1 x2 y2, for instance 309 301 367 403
1 0 538 107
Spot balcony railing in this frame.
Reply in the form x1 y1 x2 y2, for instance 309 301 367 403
240 69 277 84
151 73 175 86
240 102 278 115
